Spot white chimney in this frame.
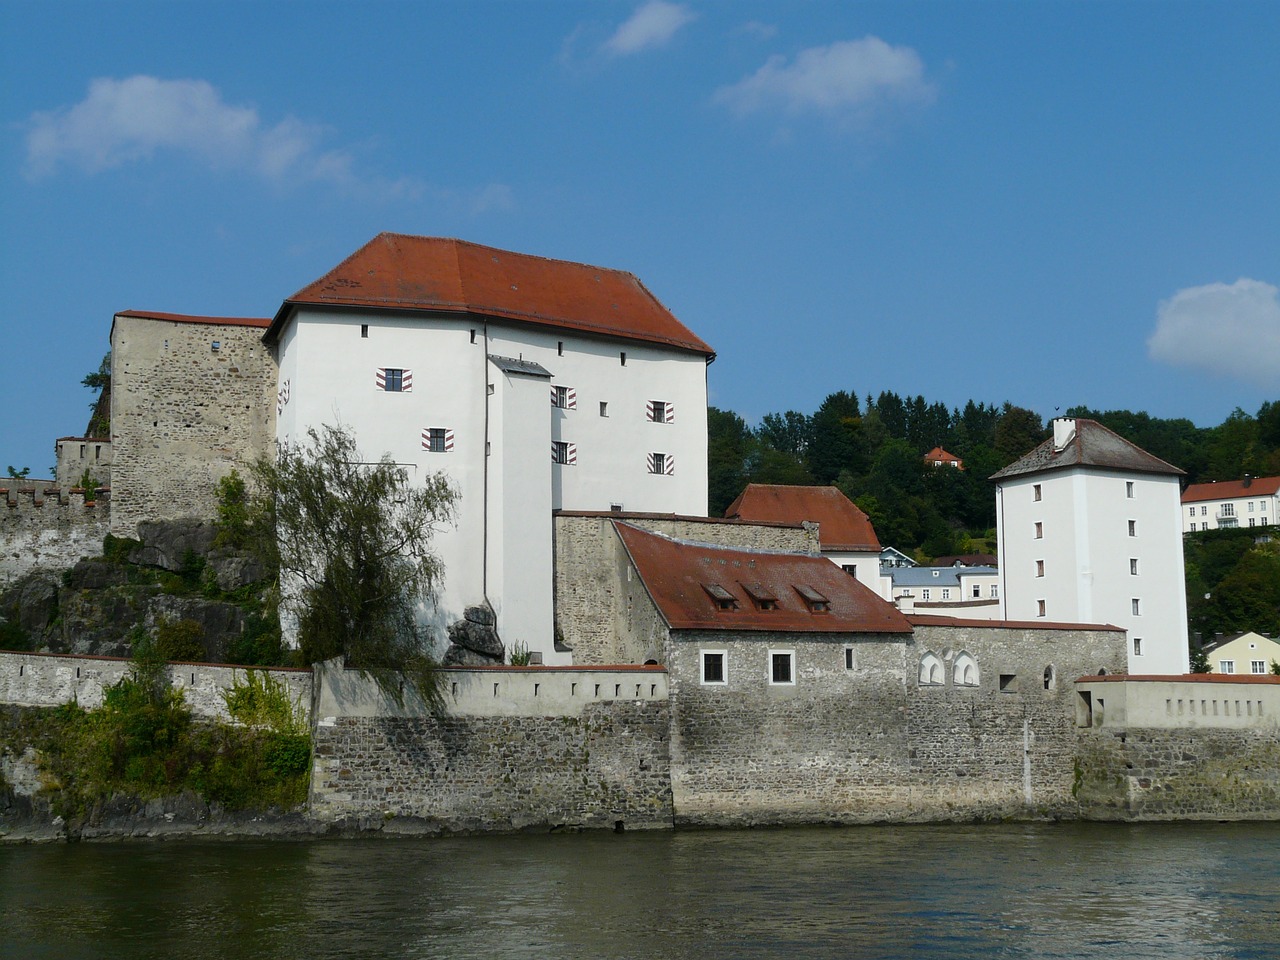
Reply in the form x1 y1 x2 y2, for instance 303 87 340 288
1053 417 1077 451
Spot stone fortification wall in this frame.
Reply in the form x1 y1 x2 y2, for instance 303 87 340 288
309 662 673 832
0 487 109 586
110 313 277 537
665 621 1128 827
55 438 112 491
554 514 817 664
0 650 311 724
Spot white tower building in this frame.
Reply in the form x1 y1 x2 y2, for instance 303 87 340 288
992 417 1189 675
265 234 715 664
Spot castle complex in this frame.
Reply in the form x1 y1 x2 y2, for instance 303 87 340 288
4 233 1276 831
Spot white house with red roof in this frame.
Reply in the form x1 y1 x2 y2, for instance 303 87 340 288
723 484 886 597
1180 476 1279 533
923 446 963 469
263 234 714 664
991 417 1189 674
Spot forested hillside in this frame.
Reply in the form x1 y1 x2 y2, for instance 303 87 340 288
709 393 1280 561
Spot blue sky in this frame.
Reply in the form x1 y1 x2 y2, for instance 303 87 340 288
2 1 1278 477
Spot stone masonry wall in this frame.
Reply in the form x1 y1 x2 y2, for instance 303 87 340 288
110 314 277 536
554 514 817 664
666 621 1129 827
0 650 311 724
0 488 109 586
1076 727 1280 821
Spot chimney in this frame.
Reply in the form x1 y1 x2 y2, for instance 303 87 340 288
1244 473 1253 488
1052 417 1077 451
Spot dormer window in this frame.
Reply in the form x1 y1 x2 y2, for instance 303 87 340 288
702 583 738 611
741 582 779 611
794 585 830 613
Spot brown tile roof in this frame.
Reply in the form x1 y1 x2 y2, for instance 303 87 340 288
115 309 270 329
265 233 714 356
1181 476 1280 503
923 446 962 466
989 418 1184 481
615 522 910 634
907 613 1124 632
723 484 881 551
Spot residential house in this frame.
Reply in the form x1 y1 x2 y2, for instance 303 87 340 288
923 446 963 469
992 417 1190 675
1201 631 1280 676
886 564 1001 619
1180 476 1279 533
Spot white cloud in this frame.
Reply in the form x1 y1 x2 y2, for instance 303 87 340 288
23 76 421 201
603 1 695 56
713 37 935 120
1149 278 1280 387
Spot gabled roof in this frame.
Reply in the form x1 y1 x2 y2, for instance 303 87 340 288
723 484 881 552
264 233 714 356
923 446 962 465
1182 477 1280 504
615 522 910 634
889 565 999 587
989 418 1183 481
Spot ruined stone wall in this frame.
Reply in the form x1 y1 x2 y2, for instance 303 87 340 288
665 621 1129 827
309 663 672 831
0 488 109 586
110 314 277 536
553 514 817 664
0 650 311 723
55 438 112 491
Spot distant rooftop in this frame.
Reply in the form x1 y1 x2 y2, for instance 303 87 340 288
724 484 881 552
1182 476 1280 503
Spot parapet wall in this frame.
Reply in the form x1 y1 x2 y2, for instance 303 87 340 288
0 650 312 723
0 487 110 586
309 662 673 831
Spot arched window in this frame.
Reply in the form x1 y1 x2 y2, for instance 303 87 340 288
919 652 944 686
953 651 979 687
1043 665 1056 690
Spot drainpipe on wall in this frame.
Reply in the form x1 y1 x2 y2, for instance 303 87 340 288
482 319 490 601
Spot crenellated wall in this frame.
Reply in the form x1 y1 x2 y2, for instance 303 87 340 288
0 487 110 586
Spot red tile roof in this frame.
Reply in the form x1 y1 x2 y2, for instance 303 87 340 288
615 522 910 634
923 446 962 466
1181 476 1280 503
115 309 270 329
265 233 714 356
723 484 881 551
907 614 1124 632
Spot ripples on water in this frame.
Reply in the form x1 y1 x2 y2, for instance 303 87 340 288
3 822 1278 959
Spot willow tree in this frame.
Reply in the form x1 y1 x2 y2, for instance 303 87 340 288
246 425 458 706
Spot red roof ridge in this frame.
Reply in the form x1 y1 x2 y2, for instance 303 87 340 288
115 309 270 328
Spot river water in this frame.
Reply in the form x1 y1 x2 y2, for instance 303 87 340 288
3 822 1278 959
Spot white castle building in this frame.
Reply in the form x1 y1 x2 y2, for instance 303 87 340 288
265 234 714 663
992 417 1190 675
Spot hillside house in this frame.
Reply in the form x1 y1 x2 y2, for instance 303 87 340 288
1181 476 1278 533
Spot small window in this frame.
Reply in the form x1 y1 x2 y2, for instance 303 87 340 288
794 585 830 613
211 340 220 352
1251 660 1267 674
972 584 980 598
921 588 931 601
600 401 608 417
648 452 672 475
1037 599 1046 617
610 502 623 513
557 341 564 356
1035 559 1045 578
1130 558 1139 576
842 564 857 577
1200 505 1207 516
647 400 673 423
422 427 454 453
378 367 410 392
1126 481 1135 498
362 324 369 338
742 582 779 610
1128 520 1137 537
1219 660 1235 674
700 650 727 685
1034 521 1043 539
1131 598 1141 616
552 441 577 465
941 588 951 600
990 584 998 599
844 648 854 670
551 384 576 409
1043 665 1056 690
1033 483 1042 502
702 583 737 611
999 673 1016 692
1133 637 1143 657
769 650 795 685
620 351 627 366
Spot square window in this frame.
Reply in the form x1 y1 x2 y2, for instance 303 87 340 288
379 367 407 392
701 651 727 685
648 452 671 475
769 650 795 685
552 441 576 465
647 400 672 423
999 673 1016 692
842 564 857 577
421 427 454 453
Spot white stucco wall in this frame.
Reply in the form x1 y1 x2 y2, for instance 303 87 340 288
998 466 1189 675
821 549 885 597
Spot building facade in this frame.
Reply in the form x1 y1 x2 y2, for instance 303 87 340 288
266 234 714 663
992 417 1190 675
1180 476 1279 533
